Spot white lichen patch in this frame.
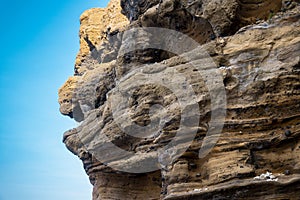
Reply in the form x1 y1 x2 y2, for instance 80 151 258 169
254 171 278 182
193 188 208 192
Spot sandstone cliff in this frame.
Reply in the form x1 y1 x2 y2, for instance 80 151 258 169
59 0 300 199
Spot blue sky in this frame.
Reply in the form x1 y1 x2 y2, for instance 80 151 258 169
0 0 109 199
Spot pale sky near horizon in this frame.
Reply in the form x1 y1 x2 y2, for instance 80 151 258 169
0 0 109 199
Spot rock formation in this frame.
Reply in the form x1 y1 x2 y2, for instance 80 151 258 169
59 0 300 199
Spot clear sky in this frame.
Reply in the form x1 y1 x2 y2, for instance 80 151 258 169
0 0 109 199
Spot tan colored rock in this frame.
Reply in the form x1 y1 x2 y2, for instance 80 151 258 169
75 0 128 75
59 0 300 199
59 0 128 117
58 76 78 117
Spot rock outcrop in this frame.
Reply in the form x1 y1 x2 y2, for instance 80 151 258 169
59 0 300 199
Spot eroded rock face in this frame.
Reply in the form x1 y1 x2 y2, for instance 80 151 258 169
121 0 160 22
59 0 300 199
75 0 128 75
120 0 286 36
59 0 128 118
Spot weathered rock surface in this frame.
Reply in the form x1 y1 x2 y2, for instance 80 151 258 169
59 0 300 199
59 0 128 117
120 0 286 36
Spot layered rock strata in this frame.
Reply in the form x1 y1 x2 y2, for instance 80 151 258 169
59 0 300 199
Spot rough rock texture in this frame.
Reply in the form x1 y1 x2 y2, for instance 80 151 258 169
120 0 286 36
59 0 128 117
59 0 300 199
75 0 128 75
